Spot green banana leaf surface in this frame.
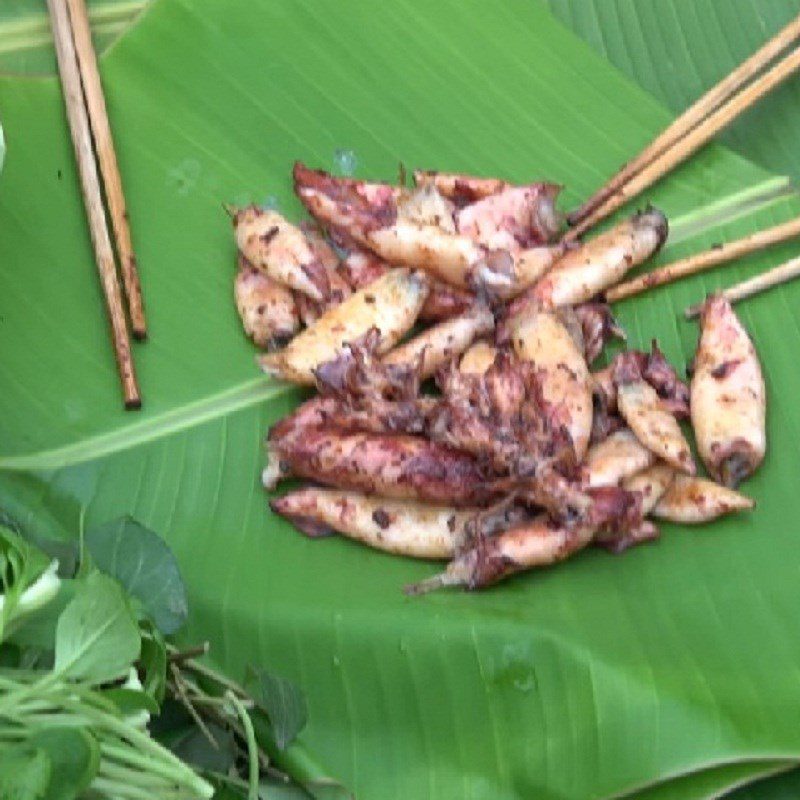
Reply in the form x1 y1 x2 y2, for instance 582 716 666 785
2 2 800 798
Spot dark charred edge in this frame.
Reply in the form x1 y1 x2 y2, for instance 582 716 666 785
301 259 332 301
595 523 660 554
419 284 476 322
269 499 335 539
718 451 756 489
635 205 669 251
534 183 566 243
125 397 143 411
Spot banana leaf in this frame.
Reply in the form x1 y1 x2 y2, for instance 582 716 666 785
548 0 800 183
2 1 800 798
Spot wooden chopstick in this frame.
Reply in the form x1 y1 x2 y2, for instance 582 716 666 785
607 215 800 303
685 254 800 319
65 0 147 340
47 0 141 409
566 15 800 240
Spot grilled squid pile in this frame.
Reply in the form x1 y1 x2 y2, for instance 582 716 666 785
229 164 767 591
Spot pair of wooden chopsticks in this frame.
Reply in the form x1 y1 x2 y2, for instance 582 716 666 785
568 14 800 317
48 0 145 409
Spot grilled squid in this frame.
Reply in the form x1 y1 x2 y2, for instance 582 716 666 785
453 184 562 249
271 489 481 558
408 486 642 591
259 269 428 384
412 170 510 202
294 162 564 298
623 464 675 516
459 341 498 375
232 206 330 301
653 475 754 523
269 427 494 506
511 308 593 460
690 295 766 487
582 429 655 488
509 208 668 314
616 379 695 474
593 464 675 553
408 515 596 592
383 305 495 378
574 302 625 364
234 255 299 348
419 283 475 322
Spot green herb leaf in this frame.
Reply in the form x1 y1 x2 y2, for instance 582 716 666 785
246 667 308 750
54 571 140 683
0 747 51 800
139 621 168 704
172 722 237 773
104 686 160 716
29 728 99 800
7 579 74 652
86 516 188 635
0 524 53 639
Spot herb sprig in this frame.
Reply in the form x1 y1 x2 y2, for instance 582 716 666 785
0 514 345 800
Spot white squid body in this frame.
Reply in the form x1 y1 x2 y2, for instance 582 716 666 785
383 305 495 379
271 488 480 559
653 475 754 523
617 379 695 474
234 258 299 348
511 309 593 460
690 295 766 487
234 207 326 300
529 208 668 308
622 464 676 515
297 170 562 297
412 170 509 200
259 268 428 384
459 341 499 375
582 429 656 488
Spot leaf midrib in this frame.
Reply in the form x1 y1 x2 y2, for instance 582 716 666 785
0 376 293 471
1 0 797 472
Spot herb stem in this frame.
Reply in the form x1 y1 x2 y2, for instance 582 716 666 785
90 777 185 800
96 761 179 789
167 645 248 698
99 741 206 790
226 690 259 800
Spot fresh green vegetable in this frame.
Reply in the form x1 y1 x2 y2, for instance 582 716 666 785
0 516 341 800
85 517 188 636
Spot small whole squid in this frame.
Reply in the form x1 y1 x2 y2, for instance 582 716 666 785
269 426 495 506
233 255 299 348
408 485 642 591
232 206 331 301
508 207 668 316
653 475 754 523
383 304 495 379
271 489 482 559
616 379 695 474
690 294 766 486
582 429 656 488
511 307 593 460
259 268 428 384
294 162 564 298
